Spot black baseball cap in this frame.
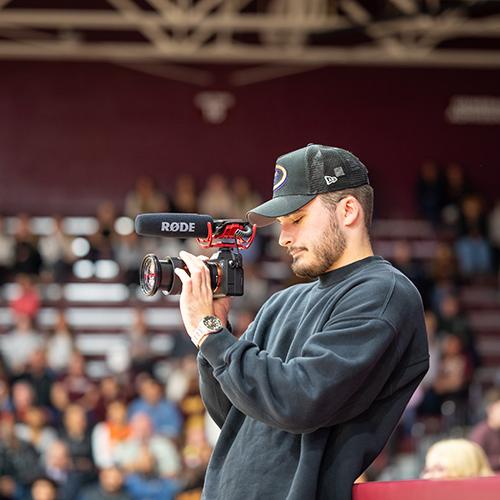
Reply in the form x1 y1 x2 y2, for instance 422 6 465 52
247 144 370 227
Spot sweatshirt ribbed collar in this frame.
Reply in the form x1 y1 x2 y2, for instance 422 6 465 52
318 255 384 288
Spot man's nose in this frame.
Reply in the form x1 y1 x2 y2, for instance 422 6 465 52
279 228 292 247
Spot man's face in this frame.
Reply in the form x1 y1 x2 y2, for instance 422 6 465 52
278 196 346 279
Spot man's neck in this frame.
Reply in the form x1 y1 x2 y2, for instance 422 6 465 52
327 239 374 272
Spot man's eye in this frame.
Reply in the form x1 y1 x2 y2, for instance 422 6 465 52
292 217 303 225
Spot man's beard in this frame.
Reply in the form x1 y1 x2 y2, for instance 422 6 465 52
291 215 346 279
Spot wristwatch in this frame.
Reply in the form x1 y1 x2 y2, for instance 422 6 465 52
190 315 224 348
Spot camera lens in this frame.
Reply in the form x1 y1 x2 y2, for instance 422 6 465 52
139 254 221 296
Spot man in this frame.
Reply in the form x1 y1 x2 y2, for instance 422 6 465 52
469 388 500 472
174 144 429 500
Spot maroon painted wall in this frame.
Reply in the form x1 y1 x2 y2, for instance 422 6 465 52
1 61 499 217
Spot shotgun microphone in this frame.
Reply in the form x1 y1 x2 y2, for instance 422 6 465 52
134 213 214 238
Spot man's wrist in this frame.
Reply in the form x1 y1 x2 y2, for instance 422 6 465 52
189 315 224 348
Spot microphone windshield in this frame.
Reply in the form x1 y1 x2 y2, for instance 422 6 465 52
135 213 214 238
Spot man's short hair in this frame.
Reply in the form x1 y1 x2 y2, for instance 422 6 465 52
319 184 374 230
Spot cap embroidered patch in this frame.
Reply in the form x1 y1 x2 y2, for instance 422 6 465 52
273 165 288 191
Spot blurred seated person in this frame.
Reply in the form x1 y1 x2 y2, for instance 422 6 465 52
11 380 36 424
15 405 57 459
198 174 234 218
92 400 131 469
114 231 143 287
416 160 444 225
420 334 472 426
0 215 14 283
0 314 43 375
128 375 182 439
469 388 500 472
17 349 55 410
93 375 130 423
80 466 132 500
88 201 118 261
30 476 58 500
12 213 42 276
54 351 99 413
422 438 493 479
113 413 181 500
437 292 480 369
59 404 95 483
125 309 156 376
171 175 197 214
9 273 40 320
231 177 261 219
43 440 84 500
125 176 168 219
38 215 75 283
0 412 42 498
46 310 75 375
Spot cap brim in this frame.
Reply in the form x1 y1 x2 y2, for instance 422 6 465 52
247 194 316 227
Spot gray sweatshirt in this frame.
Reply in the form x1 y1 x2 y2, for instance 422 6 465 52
198 256 429 500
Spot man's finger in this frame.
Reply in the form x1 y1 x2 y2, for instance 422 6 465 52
180 250 209 291
174 268 191 287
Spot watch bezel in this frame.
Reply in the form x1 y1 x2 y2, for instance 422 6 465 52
202 315 223 332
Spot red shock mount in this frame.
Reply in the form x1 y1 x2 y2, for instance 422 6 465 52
196 220 257 249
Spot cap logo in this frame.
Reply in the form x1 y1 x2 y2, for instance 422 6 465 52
324 175 338 185
273 164 288 191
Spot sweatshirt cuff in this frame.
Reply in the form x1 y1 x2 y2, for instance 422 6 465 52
199 328 238 369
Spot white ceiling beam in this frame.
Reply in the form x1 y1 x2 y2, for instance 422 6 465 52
0 40 499 68
0 10 348 31
389 0 418 15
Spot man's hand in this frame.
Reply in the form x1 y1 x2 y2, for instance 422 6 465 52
174 250 229 336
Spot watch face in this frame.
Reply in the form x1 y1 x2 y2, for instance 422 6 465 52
203 316 223 332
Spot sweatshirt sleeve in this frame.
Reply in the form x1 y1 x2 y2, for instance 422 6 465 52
197 350 233 428
199 316 401 434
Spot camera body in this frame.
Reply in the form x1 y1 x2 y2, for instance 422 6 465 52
136 213 255 298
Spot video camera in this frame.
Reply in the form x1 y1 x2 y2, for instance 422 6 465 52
135 213 256 297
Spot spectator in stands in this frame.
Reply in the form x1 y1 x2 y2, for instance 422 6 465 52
231 177 262 219
198 174 234 218
432 334 472 426
124 176 168 219
488 197 500 273
0 314 43 374
30 476 58 500
0 375 13 414
43 440 84 500
0 215 14 283
17 349 55 411
114 231 143 287
80 466 132 500
92 400 131 469
15 405 57 459
416 160 444 226
54 351 99 412
59 404 95 483
128 376 182 439
391 240 430 305
0 412 42 497
113 412 180 500
12 213 42 276
46 310 75 374
9 273 41 321
422 438 493 479
437 292 480 369
454 194 493 278
89 201 118 261
38 215 75 283
11 380 36 424
125 309 156 376
94 376 129 423
441 162 468 230
469 388 500 472
171 174 198 214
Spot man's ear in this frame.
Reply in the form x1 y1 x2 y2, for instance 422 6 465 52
341 196 361 227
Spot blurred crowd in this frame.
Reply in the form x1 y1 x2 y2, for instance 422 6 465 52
0 166 498 498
